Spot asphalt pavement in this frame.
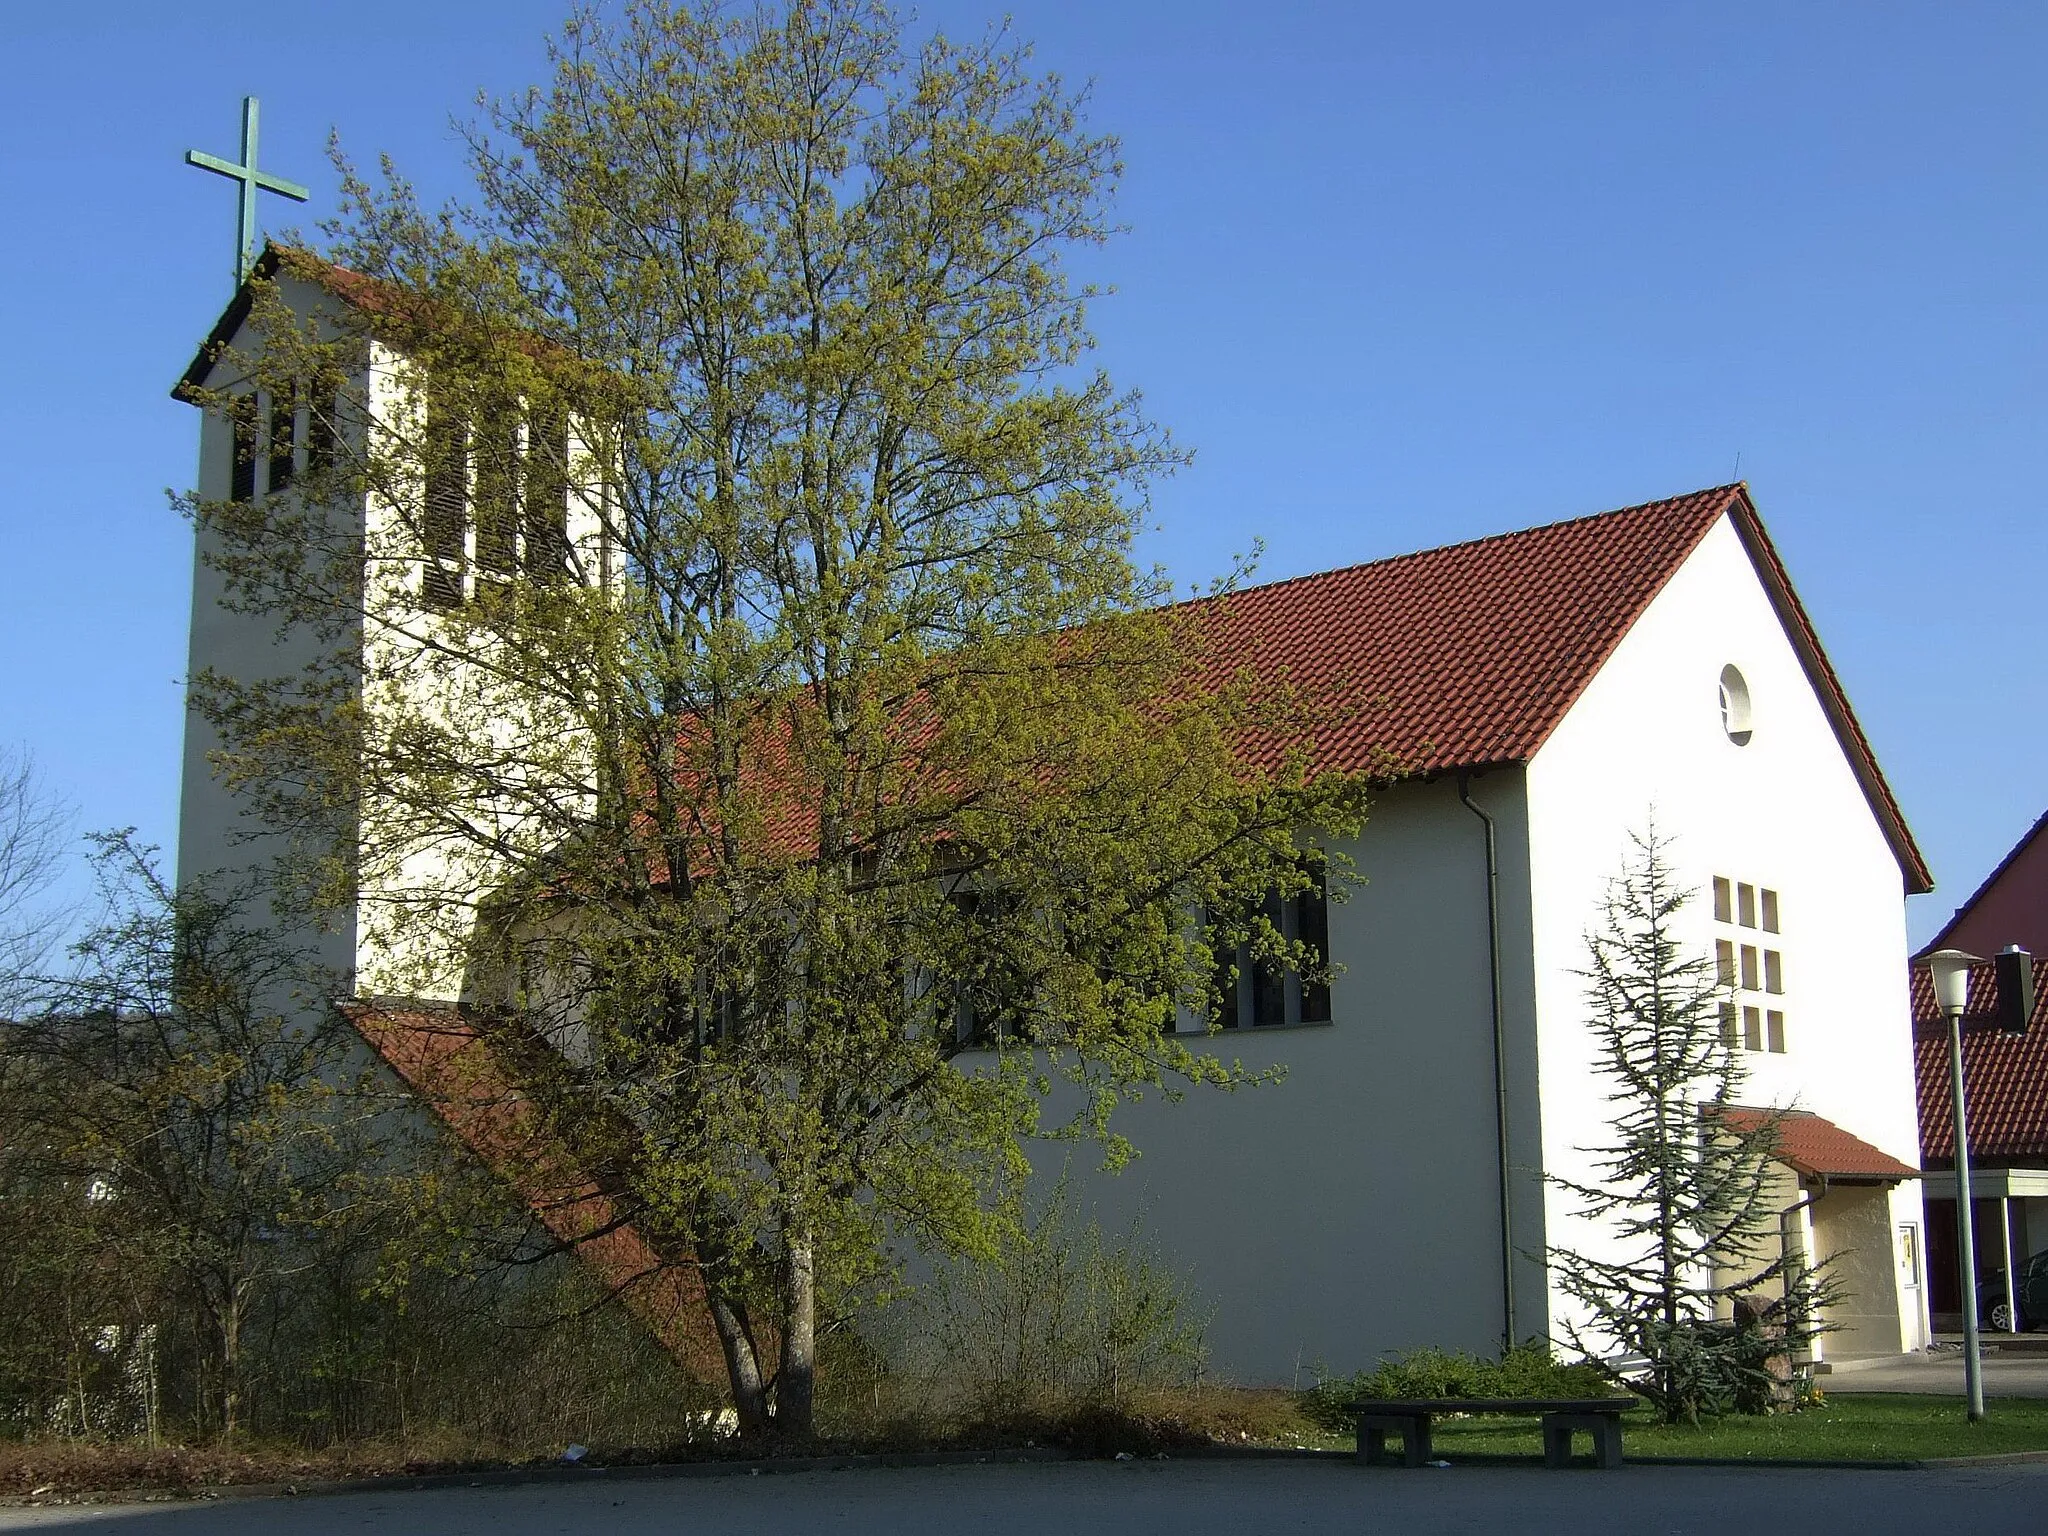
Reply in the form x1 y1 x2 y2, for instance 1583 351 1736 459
3 1457 2045 1536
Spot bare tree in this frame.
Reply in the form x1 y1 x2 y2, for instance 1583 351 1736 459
0 745 72 1016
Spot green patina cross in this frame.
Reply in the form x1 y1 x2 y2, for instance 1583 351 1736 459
186 96 310 286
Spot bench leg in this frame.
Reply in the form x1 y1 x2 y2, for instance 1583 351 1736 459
1540 1412 1624 1470
1356 1415 1431 1467
1357 1423 1385 1466
1591 1416 1623 1469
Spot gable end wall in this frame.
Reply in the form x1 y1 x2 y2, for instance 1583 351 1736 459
1523 512 1924 1356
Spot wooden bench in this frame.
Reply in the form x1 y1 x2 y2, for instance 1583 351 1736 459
1342 1397 1638 1469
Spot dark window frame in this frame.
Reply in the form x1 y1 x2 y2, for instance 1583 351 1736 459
422 387 470 610
228 393 259 503
1208 859 1333 1030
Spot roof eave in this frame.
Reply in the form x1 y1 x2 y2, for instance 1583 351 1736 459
1723 488 1935 895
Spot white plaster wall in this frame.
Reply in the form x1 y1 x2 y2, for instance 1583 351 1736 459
181 299 607 1008
176 273 364 988
1524 513 1924 1358
350 343 607 1001
1059 774 1550 1385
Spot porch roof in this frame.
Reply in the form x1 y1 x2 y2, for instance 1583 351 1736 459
1719 1107 1919 1183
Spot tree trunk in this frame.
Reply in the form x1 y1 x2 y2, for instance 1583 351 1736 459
778 1228 818 1441
218 1285 244 1439
704 1285 771 1436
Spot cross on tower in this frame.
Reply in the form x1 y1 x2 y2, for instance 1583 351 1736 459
185 96 310 286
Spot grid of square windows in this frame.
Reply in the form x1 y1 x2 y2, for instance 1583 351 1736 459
1713 876 1785 1054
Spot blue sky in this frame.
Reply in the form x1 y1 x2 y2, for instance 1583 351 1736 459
1 1 2041 945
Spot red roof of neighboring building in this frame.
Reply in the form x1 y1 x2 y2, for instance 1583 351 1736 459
1923 809 2048 960
1913 954 2048 1162
1719 1107 1919 1182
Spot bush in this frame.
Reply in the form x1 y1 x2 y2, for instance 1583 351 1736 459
1299 1343 1610 1434
887 1172 1208 1419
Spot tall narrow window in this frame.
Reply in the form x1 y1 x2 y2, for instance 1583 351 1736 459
266 386 297 495
473 395 521 582
1737 883 1757 928
525 398 572 580
229 394 259 503
422 388 469 610
1760 888 1780 933
1713 877 1733 924
305 379 338 476
1251 893 1287 1026
1212 939 1240 1030
1296 867 1331 1024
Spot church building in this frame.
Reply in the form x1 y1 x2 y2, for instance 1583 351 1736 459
173 251 1935 1387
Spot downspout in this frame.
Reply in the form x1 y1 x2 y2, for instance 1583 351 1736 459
1780 1177 1828 1370
1458 771 1517 1354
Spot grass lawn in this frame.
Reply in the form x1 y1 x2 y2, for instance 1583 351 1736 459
1411 1394 2048 1464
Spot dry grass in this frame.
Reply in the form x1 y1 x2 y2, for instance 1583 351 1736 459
0 1388 1337 1501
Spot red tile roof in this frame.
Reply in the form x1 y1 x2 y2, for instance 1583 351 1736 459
1169 486 1930 890
173 255 1929 891
1177 485 1739 777
1912 955 2048 1162
342 1000 731 1376
1719 1107 1919 1181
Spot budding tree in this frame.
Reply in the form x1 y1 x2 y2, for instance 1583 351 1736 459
187 0 1369 1440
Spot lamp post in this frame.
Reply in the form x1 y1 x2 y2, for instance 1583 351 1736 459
1926 948 1985 1422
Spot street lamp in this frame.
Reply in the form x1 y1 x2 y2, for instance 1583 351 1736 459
1926 947 1985 1422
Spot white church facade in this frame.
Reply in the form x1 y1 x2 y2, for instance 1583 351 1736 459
174 255 1934 1386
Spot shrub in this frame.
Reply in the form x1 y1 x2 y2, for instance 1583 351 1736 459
1299 1343 1610 1434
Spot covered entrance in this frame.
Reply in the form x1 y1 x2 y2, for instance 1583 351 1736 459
1923 1167 2048 1333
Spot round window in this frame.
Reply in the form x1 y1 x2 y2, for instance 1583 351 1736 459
1719 664 1753 746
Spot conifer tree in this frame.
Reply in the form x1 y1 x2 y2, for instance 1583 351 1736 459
1549 827 1835 1422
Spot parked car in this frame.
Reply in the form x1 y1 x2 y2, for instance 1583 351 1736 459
1977 1247 2048 1333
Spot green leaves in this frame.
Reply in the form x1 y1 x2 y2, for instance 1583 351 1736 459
186 0 1369 1438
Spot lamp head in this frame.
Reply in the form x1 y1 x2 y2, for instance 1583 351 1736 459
1926 948 1984 1016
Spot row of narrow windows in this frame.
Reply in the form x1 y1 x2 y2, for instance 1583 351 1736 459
228 384 337 503
226 384 574 607
422 389 574 608
942 866 1334 1049
1211 878 1331 1030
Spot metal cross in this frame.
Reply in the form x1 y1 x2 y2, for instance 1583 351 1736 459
185 96 310 286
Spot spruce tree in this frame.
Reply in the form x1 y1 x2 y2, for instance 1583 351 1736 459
1549 827 1835 1422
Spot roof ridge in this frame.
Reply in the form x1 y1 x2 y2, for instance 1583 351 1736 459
1924 806 2048 955
1170 484 1745 611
